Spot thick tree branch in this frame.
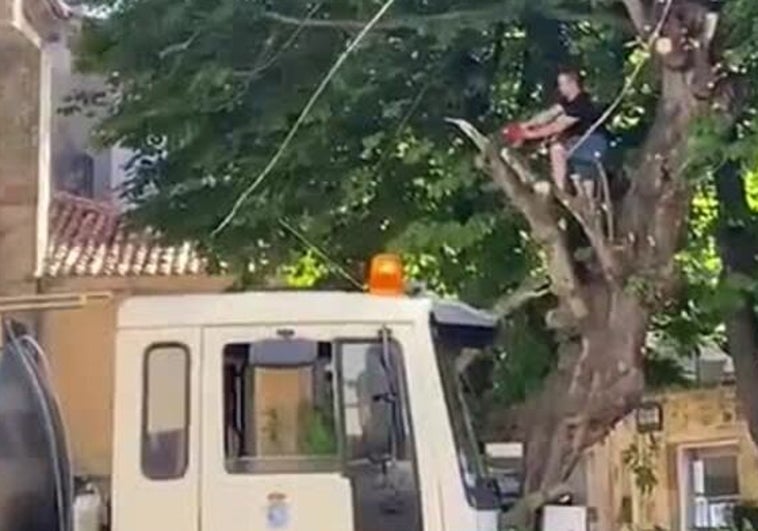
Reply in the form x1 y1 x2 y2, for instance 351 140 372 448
449 119 588 321
263 5 631 33
619 69 740 294
159 31 201 59
715 158 758 447
484 150 577 280
262 5 512 31
453 276 551 375
620 0 650 35
493 275 551 319
244 4 323 78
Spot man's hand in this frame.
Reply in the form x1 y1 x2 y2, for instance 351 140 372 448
523 114 578 140
501 122 526 147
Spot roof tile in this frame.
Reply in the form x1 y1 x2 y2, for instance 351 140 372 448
44 193 207 278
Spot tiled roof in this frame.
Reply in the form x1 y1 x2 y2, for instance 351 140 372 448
44 193 207 277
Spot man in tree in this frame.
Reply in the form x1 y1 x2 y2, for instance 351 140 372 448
503 68 609 197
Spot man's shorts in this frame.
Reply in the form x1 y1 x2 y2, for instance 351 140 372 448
567 133 608 165
564 133 609 181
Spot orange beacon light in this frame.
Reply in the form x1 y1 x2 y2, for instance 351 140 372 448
367 254 405 296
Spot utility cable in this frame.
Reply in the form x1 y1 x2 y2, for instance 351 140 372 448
213 0 398 236
278 217 364 289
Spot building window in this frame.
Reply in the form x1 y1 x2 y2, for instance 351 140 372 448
223 341 338 474
684 446 739 530
141 344 189 480
58 152 94 198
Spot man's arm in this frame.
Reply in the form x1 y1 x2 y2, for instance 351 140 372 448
522 113 578 140
521 104 564 128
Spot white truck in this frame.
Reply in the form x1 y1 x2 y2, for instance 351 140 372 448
0 254 511 531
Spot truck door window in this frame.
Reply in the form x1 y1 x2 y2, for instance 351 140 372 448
338 341 410 462
337 339 422 531
223 341 339 474
141 344 189 480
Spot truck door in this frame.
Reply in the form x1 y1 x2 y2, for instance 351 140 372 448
201 325 423 531
112 328 200 531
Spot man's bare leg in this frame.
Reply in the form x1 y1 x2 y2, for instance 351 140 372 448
549 141 568 191
581 179 594 201
569 174 597 213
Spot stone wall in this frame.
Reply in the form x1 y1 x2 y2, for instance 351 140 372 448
585 387 758 531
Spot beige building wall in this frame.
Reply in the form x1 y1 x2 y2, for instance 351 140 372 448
0 9 40 298
586 386 758 531
38 275 233 477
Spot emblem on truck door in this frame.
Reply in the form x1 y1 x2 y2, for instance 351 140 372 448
266 492 290 529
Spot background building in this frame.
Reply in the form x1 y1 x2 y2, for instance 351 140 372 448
0 1 232 481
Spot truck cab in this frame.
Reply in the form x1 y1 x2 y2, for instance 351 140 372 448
1 256 506 531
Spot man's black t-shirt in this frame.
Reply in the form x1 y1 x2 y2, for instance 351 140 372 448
559 92 606 139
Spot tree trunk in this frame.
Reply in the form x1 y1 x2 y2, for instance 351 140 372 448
714 160 758 445
522 288 647 490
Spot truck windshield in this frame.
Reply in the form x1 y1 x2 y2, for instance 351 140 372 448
433 338 488 504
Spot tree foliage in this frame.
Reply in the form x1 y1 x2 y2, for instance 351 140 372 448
75 0 639 290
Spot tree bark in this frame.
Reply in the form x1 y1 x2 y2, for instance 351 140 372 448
519 286 648 492
714 159 758 445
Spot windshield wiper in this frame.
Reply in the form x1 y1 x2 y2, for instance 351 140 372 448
377 327 404 461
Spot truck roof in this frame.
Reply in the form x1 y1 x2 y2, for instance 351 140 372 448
117 291 497 331
117 291 433 329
